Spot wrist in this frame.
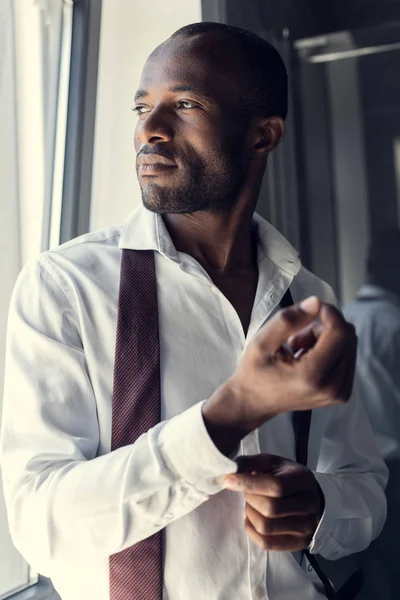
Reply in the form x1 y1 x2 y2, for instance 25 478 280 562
202 379 272 455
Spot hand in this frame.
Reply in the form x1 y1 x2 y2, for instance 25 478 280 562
228 296 356 427
202 295 357 455
223 454 324 552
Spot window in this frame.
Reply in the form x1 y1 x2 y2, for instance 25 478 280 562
0 0 74 597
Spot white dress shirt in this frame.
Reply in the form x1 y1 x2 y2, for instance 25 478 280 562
1 205 387 600
344 285 400 599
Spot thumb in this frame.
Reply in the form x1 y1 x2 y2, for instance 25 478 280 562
255 295 321 354
235 453 285 474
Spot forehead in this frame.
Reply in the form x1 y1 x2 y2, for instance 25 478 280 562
137 36 245 104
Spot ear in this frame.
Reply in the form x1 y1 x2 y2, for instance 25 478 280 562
253 116 285 155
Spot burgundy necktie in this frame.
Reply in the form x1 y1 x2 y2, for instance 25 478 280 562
109 249 162 600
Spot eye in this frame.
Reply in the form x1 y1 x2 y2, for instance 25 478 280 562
178 100 198 110
132 100 199 116
132 105 151 116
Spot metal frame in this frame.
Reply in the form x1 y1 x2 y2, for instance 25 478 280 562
45 0 74 250
59 0 102 244
4 577 59 600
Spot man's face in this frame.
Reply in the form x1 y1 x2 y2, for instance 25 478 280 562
133 35 252 215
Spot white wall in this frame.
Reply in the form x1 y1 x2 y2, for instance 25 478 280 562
90 0 202 232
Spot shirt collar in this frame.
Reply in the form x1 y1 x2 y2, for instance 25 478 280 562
119 203 301 276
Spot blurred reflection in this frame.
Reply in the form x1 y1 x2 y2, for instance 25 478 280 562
295 22 400 304
344 230 400 599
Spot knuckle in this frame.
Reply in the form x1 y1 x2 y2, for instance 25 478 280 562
242 477 253 492
296 518 315 536
261 497 278 518
270 479 285 497
256 517 271 536
276 307 297 326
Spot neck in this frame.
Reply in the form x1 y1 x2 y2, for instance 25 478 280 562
163 200 258 274
162 163 266 274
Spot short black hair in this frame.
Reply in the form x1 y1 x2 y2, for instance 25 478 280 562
171 22 288 120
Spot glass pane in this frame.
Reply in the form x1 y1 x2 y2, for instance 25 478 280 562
295 22 400 303
0 0 72 597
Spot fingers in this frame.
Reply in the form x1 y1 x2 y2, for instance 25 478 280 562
243 490 319 518
245 503 318 538
254 296 321 355
228 454 321 552
301 305 357 384
244 516 313 552
235 453 283 475
288 322 324 354
328 343 357 402
228 466 314 498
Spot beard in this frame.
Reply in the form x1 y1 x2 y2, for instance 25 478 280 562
138 138 248 216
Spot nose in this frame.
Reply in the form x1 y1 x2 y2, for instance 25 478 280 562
135 106 174 146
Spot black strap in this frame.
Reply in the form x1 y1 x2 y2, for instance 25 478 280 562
293 410 338 600
288 290 363 599
282 289 339 600
280 287 294 309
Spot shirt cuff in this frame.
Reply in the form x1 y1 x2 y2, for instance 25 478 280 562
158 400 238 495
308 472 343 559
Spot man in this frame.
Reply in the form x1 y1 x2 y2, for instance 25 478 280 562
344 230 400 599
0 22 386 600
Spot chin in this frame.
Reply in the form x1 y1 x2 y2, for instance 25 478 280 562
140 184 206 215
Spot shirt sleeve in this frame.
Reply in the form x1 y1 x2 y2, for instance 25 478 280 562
291 271 388 560
0 258 237 577
307 362 388 560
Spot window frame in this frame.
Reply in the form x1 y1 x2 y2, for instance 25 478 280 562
58 0 102 245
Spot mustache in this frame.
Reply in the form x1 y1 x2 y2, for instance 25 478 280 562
137 146 177 162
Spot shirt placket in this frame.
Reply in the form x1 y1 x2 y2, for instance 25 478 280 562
241 429 269 600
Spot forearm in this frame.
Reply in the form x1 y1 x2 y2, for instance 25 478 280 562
2 260 238 573
1 402 236 575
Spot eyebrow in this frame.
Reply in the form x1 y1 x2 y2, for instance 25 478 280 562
134 85 202 103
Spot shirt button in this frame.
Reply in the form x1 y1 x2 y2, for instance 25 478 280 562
270 292 276 301
210 286 219 295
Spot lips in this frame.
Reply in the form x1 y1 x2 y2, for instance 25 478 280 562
137 153 177 176
137 153 176 166
139 163 177 175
